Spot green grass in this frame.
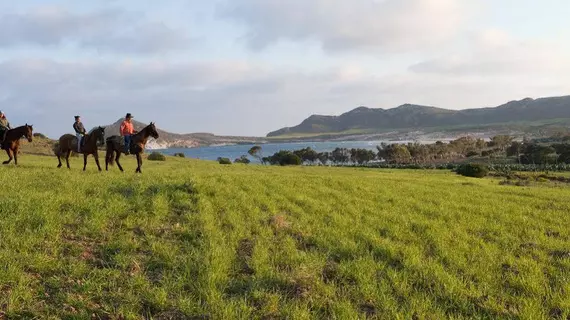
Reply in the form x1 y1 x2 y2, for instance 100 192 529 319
1 155 569 319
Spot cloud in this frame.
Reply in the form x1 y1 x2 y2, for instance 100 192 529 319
0 6 193 54
1 58 568 138
218 0 468 53
410 29 570 76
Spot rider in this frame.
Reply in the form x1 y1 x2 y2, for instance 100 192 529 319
73 115 86 152
0 111 12 143
120 113 136 154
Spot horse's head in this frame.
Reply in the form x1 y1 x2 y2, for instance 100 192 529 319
24 123 33 142
148 122 159 139
94 126 106 146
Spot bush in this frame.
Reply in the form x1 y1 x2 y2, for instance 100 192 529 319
466 151 480 158
266 151 303 166
234 155 251 164
33 132 48 139
147 152 166 161
456 163 489 178
217 157 232 165
173 153 185 158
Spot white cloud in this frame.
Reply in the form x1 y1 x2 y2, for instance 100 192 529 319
218 0 469 53
0 6 193 54
410 29 570 76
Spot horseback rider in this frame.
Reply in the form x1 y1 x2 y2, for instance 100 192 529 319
0 111 12 143
73 116 86 153
120 113 136 154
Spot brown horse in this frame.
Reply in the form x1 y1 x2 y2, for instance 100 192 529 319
56 126 106 171
105 122 159 173
1 124 34 165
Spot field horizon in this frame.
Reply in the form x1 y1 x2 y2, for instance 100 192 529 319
0 154 569 319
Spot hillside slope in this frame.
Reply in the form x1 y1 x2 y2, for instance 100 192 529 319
268 95 570 137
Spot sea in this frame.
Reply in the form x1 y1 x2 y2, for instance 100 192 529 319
155 140 441 163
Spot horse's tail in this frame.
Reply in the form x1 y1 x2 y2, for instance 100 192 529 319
52 142 61 156
105 137 115 166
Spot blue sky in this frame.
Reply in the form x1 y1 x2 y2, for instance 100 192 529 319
0 0 569 137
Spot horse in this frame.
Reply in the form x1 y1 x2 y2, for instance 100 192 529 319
105 122 159 173
1 124 34 165
55 126 106 171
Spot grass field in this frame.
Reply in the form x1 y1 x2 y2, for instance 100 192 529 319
1 155 569 319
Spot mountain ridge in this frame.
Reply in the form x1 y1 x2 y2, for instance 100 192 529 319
267 95 570 138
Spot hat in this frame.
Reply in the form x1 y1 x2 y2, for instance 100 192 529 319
126 113 133 119
74 115 80 119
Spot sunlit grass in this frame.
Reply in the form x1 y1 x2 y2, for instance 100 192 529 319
0 155 569 319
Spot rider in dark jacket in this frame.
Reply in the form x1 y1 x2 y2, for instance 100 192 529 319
73 115 86 152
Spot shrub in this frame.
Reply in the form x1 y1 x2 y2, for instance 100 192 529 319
33 132 48 139
466 151 480 158
234 155 251 164
217 157 232 165
456 163 489 178
173 153 185 158
266 151 302 166
147 152 166 161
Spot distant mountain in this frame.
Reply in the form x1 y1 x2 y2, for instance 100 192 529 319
102 118 263 149
267 96 570 138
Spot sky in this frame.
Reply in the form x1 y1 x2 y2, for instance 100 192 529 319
0 0 569 137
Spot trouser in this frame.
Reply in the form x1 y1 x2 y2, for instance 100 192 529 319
124 135 132 154
76 133 82 152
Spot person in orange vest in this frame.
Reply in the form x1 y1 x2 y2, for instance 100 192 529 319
120 113 136 154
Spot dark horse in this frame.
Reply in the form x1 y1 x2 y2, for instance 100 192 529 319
1 124 34 165
105 122 159 173
55 126 106 171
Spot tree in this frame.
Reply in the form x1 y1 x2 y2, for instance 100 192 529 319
520 144 556 164
331 148 350 164
317 152 331 165
553 144 570 164
350 148 376 164
490 135 514 152
406 143 430 163
293 147 319 164
506 141 523 163
379 144 412 164
248 146 263 163
449 137 478 156
267 150 302 166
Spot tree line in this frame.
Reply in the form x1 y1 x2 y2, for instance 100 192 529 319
222 135 570 167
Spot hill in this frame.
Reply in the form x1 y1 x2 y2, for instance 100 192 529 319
267 95 570 138
102 118 264 149
0 155 569 318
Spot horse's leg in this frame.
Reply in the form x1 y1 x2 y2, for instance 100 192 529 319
116 151 124 172
94 152 102 172
13 148 18 165
3 149 12 165
83 153 88 171
135 153 142 173
57 151 62 168
66 150 72 169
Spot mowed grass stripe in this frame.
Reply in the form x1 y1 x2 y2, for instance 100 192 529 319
0 155 569 319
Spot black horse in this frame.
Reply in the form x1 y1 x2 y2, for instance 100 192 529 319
105 122 159 173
